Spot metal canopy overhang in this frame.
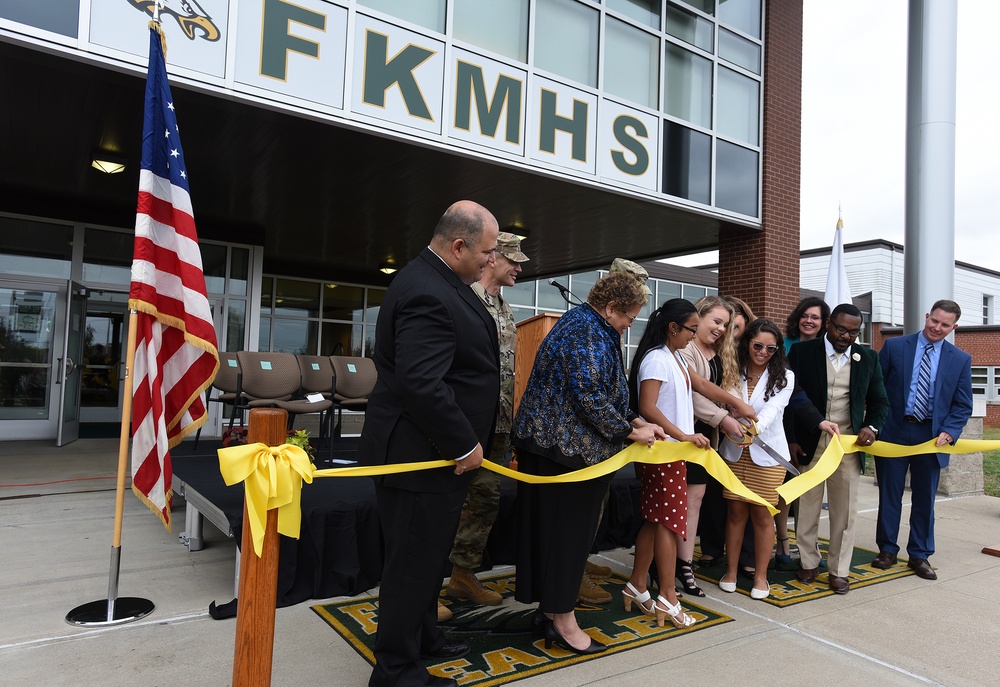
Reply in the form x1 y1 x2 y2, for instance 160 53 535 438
0 39 758 285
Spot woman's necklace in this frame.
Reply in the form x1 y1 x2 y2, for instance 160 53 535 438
747 367 764 380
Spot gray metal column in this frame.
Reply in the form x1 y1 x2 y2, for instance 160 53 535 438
904 0 958 332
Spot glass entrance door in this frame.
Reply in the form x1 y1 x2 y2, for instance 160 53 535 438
56 282 87 446
79 292 129 424
0 282 60 438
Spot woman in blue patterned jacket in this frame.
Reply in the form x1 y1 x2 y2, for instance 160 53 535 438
512 271 666 655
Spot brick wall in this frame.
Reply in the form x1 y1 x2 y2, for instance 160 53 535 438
717 0 802 325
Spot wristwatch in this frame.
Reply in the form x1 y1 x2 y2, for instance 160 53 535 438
866 425 879 438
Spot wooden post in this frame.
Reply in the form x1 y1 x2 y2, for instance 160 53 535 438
232 408 286 687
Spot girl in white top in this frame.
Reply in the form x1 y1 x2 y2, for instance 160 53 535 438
622 299 755 627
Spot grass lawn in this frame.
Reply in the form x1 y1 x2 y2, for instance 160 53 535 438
983 428 1000 497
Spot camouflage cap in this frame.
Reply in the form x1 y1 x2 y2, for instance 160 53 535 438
609 257 652 295
496 232 529 262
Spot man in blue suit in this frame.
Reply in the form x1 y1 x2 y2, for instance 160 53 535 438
872 300 973 580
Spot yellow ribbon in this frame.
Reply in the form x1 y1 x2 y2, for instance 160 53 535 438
311 442 777 514
776 436 1000 504
222 437 1000 555
218 443 314 557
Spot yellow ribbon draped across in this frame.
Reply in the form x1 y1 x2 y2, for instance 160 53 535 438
217 443 314 557
222 437 1000 556
776 436 1000 504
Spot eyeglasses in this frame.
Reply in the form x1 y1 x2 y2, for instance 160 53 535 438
801 314 823 321
751 341 778 354
832 324 861 338
681 325 698 335
625 312 638 324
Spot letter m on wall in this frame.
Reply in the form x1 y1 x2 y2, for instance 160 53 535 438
454 61 522 145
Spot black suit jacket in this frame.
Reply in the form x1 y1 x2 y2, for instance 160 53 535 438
785 338 888 467
359 247 500 492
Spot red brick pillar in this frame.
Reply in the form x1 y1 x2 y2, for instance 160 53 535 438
718 0 802 326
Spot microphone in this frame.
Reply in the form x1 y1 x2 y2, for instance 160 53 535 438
548 278 569 294
548 279 581 306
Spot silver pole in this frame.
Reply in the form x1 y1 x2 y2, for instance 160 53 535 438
904 0 958 332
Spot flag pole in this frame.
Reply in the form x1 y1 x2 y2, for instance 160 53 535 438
66 310 155 626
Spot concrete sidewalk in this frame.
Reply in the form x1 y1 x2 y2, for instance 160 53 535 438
1 438 999 687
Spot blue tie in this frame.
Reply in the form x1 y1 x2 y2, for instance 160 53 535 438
912 343 934 421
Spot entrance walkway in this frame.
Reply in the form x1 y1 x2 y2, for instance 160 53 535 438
1 439 998 686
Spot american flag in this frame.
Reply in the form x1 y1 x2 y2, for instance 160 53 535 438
130 25 219 528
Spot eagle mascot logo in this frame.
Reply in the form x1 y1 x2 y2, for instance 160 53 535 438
127 0 221 42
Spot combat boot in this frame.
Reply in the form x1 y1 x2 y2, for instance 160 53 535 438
446 566 503 606
577 571 612 604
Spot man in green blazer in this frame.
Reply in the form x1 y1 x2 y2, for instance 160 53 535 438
785 303 887 594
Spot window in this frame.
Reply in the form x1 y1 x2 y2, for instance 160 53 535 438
534 0 599 87
453 0 529 61
357 0 445 32
0 217 72 279
715 139 758 216
665 3 713 52
664 43 713 128
662 120 711 204
604 17 659 108
717 66 760 145
718 0 761 39
719 28 761 74
983 295 993 325
608 0 661 29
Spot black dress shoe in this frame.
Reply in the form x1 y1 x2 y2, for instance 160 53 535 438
422 642 471 660
425 677 458 687
543 622 606 655
907 557 938 580
871 550 897 570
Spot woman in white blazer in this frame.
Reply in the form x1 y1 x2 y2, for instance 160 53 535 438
718 319 794 600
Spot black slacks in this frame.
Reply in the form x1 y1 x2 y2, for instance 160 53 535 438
370 482 466 687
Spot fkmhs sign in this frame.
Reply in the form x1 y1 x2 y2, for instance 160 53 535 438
25 0 664 195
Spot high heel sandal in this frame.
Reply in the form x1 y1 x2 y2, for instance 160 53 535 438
653 595 697 629
622 581 655 615
675 559 705 598
543 622 607 655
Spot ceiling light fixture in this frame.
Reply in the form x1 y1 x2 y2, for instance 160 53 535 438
91 152 127 174
379 260 398 275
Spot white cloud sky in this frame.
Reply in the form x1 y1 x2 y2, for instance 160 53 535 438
669 1 999 270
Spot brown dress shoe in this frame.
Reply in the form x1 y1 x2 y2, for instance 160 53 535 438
446 566 503 606
796 566 819 583
829 575 850 594
871 551 897 570
907 558 938 580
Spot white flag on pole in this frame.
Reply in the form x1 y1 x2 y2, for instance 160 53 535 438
824 217 853 309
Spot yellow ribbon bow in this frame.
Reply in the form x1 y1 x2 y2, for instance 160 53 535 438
217 443 315 557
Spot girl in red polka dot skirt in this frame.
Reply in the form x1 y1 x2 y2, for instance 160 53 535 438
622 299 756 628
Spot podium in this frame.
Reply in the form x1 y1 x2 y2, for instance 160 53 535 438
513 313 561 416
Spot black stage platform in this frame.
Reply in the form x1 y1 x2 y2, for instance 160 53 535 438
172 442 644 608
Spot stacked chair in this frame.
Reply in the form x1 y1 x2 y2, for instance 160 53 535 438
192 351 241 450
329 355 377 439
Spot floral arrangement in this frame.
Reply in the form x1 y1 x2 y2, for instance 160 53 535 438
221 426 316 462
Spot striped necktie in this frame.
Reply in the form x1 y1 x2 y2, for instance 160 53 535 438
912 343 934 421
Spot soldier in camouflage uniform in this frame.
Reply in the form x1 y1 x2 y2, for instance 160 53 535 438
444 232 528 608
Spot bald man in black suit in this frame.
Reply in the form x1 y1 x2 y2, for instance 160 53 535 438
360 200 500 687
